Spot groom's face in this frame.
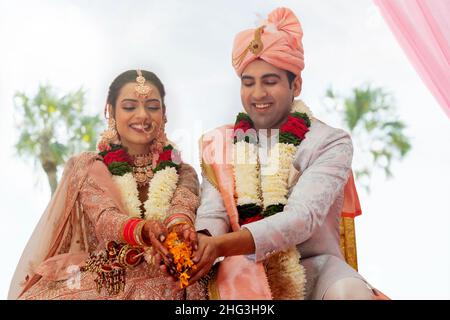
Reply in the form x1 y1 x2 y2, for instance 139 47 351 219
240 59 301 130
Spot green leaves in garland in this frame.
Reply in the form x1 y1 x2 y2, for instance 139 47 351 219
279 132 301 146
279 113 310 146
235 112 254 125
100 144 133 176
291 112 311 127
237 203 263 219
233 112 257 144
108 162 132 176
262 204 285 217
98 144 122 157
153 144 182 173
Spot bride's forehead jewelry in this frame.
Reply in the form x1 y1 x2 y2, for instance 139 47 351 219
135 69 152 98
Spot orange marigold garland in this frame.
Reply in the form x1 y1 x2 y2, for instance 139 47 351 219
163 232 197 288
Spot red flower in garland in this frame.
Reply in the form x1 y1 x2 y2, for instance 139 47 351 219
157 149 173 164
234 120 253 133
240 214 264 225
157 148 182 165
103 149 133 166
280 116 309 140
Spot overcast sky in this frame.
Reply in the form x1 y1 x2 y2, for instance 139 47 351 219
0 0 449 299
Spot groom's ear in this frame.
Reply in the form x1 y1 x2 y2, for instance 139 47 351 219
293 76 302 97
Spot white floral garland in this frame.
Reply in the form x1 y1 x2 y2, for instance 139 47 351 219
112 166 179 222
233 99 313 300
234 100 312 212
233 141 262 207
260 142 297 208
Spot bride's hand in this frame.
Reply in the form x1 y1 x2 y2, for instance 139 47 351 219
169 222 198 251
142 220 179 279
142 220 171 261
157 222 198 289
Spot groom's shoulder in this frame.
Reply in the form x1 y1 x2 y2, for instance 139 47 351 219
198 124 234 147
306 119 352 146
201 124 234 138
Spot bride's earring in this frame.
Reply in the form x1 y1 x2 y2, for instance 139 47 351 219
98 105 121 151
149 122 168 168
105 117 120 142
152 123 167 151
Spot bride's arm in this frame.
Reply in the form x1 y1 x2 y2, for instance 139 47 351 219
78 171 130 246
164 163 200 228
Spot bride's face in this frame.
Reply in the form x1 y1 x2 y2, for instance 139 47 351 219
113 82 164 152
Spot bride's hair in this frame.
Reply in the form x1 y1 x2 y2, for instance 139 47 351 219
106 70 166 116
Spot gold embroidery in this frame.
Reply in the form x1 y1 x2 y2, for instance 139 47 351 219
339 217 358 271
233 26 265 69
205 265 220 300
80 241 144 296
200 160 220 191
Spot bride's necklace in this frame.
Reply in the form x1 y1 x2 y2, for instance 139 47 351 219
132 153 154 187
99 143 181 222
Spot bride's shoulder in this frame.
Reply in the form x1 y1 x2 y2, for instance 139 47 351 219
63 151 100 172
68 151 99 163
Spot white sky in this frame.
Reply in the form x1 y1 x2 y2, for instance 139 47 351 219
0 0 449 299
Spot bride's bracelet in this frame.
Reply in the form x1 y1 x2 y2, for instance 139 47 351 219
165 213 194 230
123 218 145 246
133 220 147 246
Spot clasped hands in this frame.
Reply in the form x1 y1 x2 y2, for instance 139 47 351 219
141 220 219 289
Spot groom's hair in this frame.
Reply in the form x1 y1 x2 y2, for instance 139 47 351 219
286 71 296 89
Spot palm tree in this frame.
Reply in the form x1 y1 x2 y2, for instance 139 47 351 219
325 85 411 191
14 84 102 195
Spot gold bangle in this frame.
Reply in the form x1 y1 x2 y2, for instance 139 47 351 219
133 220 147 246
164 212 194 225
167 217 193 230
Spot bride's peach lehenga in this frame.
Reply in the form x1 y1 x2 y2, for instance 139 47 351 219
8 152 207 300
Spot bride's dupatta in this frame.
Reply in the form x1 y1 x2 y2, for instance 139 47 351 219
8 152 127 299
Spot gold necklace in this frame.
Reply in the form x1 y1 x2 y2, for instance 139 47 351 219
132 153 154 187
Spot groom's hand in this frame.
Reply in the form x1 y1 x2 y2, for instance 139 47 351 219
188 233 221 285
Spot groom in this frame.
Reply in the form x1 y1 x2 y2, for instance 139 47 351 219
187 7 387 300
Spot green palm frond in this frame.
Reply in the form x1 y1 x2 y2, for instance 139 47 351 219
326 84 412 192
14 84 103 194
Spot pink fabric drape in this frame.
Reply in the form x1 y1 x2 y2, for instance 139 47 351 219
374 0 450 118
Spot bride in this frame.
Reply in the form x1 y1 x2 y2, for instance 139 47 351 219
9 70 206 300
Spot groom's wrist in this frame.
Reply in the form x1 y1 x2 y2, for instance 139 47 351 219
196 229 212 237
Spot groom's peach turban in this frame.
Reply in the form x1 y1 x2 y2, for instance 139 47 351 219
232 7 305 77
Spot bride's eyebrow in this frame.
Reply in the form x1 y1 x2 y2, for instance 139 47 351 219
120 99 160 103
145 98 160 103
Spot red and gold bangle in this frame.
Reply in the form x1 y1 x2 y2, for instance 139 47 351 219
122 218 142 246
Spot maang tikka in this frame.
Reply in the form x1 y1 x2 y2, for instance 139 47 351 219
135 70 152 98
